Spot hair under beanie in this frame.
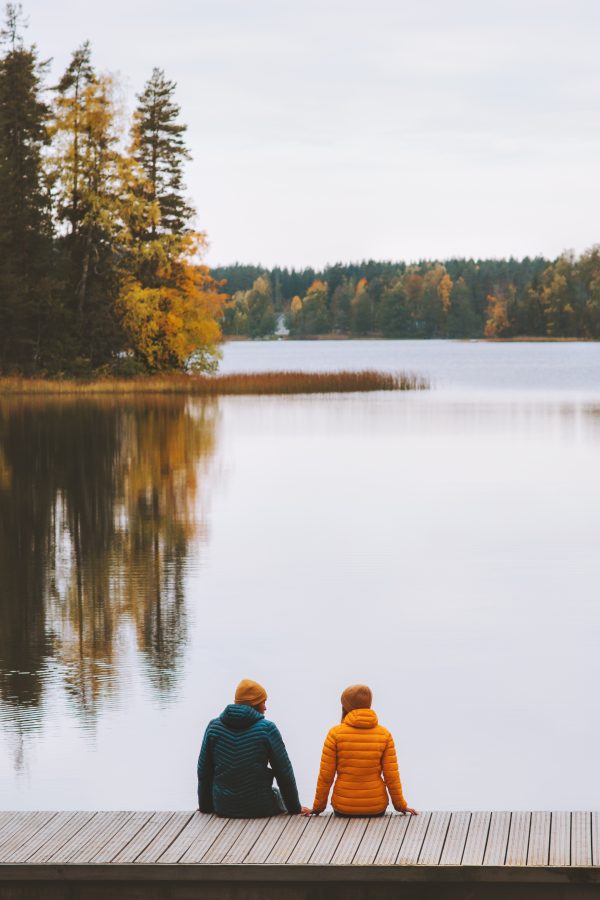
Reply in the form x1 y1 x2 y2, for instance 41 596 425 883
234 678 267 707
341 684 373 712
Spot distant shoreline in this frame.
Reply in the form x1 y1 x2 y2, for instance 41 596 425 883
223 334 597 343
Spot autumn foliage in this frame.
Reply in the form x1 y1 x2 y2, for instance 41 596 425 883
117 236 225 372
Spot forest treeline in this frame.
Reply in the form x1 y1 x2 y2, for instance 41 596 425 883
0 4 225 376
214 252 600 340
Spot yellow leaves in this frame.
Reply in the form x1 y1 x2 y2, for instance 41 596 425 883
251 274 271 298
484 290 511 338
307 279 328 296
117 244 226 372
437 273 453 312
290 295 303 313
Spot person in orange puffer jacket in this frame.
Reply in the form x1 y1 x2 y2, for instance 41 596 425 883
308 684 418 817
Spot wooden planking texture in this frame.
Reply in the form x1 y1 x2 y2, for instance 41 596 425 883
1 810 600 869
527 811 551 866
439 811 471 865
353 815 392 865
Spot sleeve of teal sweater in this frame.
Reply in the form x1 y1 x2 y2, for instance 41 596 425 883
197 725 214 812
266 723 301 814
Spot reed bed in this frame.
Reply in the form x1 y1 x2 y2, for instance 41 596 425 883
0 370 428 396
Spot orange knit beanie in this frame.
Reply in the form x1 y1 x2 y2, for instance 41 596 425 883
234 678 267 707
341 684 373 713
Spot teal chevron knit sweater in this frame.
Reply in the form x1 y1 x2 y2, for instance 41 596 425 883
197 704 301 817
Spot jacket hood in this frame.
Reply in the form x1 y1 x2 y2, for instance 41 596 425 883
220 703 264 730
344 708 379 729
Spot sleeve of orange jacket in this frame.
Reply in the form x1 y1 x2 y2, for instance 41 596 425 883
312 728 337 812
382 733 407 811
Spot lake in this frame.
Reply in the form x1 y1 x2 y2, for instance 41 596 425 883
1 340 599 811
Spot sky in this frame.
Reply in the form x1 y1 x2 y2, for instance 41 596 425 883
23 0 600 268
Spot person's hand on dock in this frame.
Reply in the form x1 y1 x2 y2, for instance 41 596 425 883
397 806 418 815
300 806 312 816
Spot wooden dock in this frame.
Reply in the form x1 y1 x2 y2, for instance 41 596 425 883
1 810 600 898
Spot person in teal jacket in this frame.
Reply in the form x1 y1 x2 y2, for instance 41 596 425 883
197 679 309 818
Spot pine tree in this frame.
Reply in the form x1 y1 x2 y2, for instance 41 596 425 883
132 67 193 237
0 3 56 372
116 68 225 373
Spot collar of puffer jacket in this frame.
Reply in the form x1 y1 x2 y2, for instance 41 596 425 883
220 703 264 730
344 708 379 729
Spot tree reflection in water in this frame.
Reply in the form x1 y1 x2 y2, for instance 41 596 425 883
0 396 217 732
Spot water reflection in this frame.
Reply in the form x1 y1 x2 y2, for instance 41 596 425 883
0 397 217 730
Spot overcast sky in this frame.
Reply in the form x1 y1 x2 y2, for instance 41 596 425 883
23 0 600 268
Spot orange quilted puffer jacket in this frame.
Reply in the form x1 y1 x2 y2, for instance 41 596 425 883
312 708 407 815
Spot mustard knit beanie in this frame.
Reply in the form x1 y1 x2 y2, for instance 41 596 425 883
234 679 267 707
341 684 373 713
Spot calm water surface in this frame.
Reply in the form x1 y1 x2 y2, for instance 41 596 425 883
1 341 599 810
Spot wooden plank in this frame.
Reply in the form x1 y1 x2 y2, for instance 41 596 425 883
572 811 592 866
550 811 571 866
0 813 56 858
135 812 194 863
0 811 16 831
34 812 131 864
592 812 600 866
3 812 80 863
396 812 431 865
287 814 329 864
23 812 97 864
418 811 451 865
179 816 229 863
200 818 247 863
90 812 153 863
483 811 511 866
462 811 491 865
353 815 392 865
439 811 471 865
373 814 411 865
527 811 551 866
0 812 27 850
505 811 531 866
222 817 271 864
223 817 275 864
112 812 175 863
265 815 310 864
308 816 348 864
243 815 290 864
330 817 369 864
158 814 213 864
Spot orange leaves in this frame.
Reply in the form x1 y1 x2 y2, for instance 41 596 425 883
307 279 328 296
437 273 453 312
117 238 227 372
484 289 511 338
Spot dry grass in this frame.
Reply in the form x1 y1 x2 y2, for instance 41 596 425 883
0 369 428 396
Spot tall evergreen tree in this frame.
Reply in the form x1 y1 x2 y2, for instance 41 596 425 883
0 3 56 372
132 67 193 237
115 67 225 374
